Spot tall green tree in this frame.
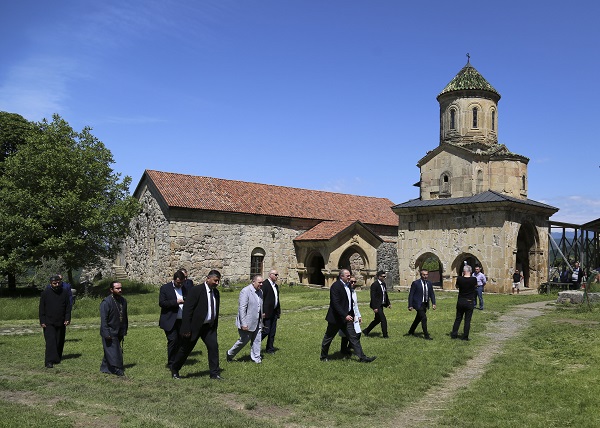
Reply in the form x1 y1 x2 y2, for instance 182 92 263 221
0 114 140 286
0 111 33 288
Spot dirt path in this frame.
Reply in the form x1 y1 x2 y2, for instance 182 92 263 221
390 301 552 427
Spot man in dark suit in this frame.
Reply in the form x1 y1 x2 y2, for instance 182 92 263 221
407 269 436 340
180 268 194 290
159 270 189 369
320 269 375 363
363 270 391 338
261 269 281 354
170 270 222 380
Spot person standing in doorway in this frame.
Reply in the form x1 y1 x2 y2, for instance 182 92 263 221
512 269 523 294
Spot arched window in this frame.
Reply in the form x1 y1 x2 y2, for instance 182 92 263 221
440 172 451 196
491 110 496 131
472 107 478 128
250 247 265 279
476 170 484 193
522 175 526 191
450 109 456 130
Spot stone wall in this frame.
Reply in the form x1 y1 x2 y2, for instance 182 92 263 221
397 207 550 293
120 187 400 286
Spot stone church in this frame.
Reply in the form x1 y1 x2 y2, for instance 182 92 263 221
117 60 557 292
392 59 557 292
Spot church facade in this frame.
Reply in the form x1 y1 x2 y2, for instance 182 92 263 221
117 60 558 292
392 60 558 292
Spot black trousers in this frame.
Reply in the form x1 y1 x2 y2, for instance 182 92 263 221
363 306 388 336
321 321 366 359
100 336 124 374
172 323 220 377
409 306 429 336
451 298 475 339
43 324 66 365
163 319 183 367
261 315 278 352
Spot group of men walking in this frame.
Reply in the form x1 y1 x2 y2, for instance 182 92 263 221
39 263 490 376
159 268 281 380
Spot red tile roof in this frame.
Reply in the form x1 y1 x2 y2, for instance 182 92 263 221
141 170 398 227
294 220 356 241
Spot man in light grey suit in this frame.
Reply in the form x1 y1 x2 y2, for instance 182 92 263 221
226 275 264 364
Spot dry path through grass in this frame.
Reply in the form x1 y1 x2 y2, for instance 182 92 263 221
390 301 552 427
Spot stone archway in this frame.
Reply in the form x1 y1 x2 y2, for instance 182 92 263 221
306 251 325 286
516 223 539 288
415 252 443 287
338 246 367 286
452 253 483 277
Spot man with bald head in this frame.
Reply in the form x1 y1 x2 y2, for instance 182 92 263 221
320 269 375 363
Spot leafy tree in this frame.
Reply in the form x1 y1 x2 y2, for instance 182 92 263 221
0 114 140 287
0 112 33 288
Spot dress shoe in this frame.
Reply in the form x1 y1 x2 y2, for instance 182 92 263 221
363 331 370 337
45 363 54 368
171 371 181 379
382 335 389 339
320 357 329 362
424 335 433 340
210 375 224 380
266 350 276 354
226 352 233 362
461 337 470 341
450 334 458 339
115 370 125 377
359 356 376 363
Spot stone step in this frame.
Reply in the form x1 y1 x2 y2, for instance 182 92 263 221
112 265 128 282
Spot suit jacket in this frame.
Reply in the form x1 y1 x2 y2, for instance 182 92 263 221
325 280 353 327
180 283 220 342
408 278 436 310
369 280 390 309
100 295 128 338
235 284 263 332
159 282 188 331
262 279 281 318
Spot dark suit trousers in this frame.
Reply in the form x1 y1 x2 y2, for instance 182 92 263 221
100 336 124 374
43 324 66 364
172 323 220 377
163 319 182 367
409 306 429 336
451 298 474 338
261 315 278 352
364 306 388 336
321 321 366 359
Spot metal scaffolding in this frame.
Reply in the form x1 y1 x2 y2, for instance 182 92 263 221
548 218 600 279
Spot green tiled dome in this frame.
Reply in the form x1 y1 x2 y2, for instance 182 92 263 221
438 61 500 98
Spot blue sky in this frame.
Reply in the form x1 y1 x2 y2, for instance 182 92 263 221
1 0 598 224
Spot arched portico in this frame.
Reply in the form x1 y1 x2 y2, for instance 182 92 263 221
414 252 444 287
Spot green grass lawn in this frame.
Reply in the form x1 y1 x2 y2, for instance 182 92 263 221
1 284 597 427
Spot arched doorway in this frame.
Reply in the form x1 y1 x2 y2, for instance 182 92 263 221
307 252 325 286
338 246 367 285
516 223 538 288
415 253 443 287
452 253 482 276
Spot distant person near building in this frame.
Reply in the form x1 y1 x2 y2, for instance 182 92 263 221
512 269 523 294
570 262 584 290
473 266 486 310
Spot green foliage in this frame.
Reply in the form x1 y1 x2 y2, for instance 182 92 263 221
0 114 140 284
422 256 440 271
